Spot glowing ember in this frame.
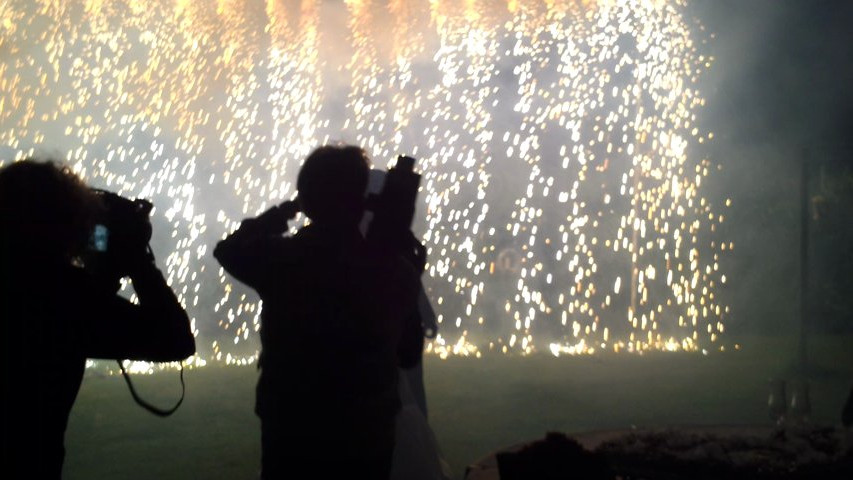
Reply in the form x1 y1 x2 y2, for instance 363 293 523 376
0 0 730 362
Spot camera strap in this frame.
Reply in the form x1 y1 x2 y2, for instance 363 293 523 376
117 360 186 417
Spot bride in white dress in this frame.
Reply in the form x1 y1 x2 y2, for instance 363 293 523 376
391 290 452 480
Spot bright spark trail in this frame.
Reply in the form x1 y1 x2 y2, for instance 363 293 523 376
0 0 730 364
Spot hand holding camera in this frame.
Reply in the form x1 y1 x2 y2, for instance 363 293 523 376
244 198 301 235
83 189 156 286
276 198 302 222
366 155 425 272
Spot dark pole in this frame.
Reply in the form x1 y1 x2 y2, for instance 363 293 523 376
798 152 809 376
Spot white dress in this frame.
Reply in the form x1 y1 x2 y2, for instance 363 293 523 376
391 365 453 480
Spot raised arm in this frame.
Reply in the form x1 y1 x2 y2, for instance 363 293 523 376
80 258 195 362
213 200 300 288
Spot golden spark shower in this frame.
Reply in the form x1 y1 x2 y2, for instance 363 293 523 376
0 0 730 363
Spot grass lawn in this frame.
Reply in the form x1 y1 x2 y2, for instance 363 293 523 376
63 334 853 479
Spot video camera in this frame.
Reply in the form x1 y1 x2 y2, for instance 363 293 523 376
83 189 155 281
365 155 426 273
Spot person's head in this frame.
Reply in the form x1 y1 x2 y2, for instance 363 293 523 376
297 145 370 228
0 159 102 261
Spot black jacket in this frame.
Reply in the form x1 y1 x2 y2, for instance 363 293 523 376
0 255 194 479
214 215 421 435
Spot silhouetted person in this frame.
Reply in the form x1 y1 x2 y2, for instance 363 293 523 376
0 160 195 479
214 146 421 479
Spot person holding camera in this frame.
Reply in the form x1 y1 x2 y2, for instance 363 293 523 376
0 159 195 479
214 145 422 479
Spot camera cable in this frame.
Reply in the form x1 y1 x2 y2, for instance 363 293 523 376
117 360 186 417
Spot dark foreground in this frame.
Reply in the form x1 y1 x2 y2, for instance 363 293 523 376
64 334 853 479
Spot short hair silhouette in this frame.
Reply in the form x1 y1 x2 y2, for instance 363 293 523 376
0 159 102 258
297 145 370 225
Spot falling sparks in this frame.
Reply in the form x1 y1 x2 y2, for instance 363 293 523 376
0 0 730 363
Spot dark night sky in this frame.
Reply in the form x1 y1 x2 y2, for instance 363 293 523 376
697 0 853 150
